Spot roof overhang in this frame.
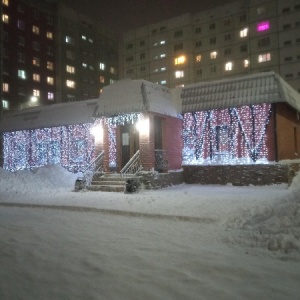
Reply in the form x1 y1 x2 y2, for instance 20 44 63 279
181 71 300 113
0 99 99 132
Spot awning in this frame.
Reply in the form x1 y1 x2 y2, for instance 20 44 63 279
181 71 300 113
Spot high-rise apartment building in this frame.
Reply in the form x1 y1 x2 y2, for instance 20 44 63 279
120 0 300 92
0 0 118 112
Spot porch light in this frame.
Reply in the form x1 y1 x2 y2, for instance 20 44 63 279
136 118 149 135
90 124 103 143
30 96 38 103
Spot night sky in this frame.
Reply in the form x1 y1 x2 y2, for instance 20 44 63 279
58 0 236 34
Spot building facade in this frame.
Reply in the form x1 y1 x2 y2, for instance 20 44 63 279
0 0 118 112
120 0 300 92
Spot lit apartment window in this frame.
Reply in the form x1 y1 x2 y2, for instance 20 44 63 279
66 50 75 60
46 31 53 39
240 28 248 38
88 38 93 43
2 83 9 92
66 65 75 73
33 73 40 81
33 89 40 97
89 65 94 70
32 26 39 34
160 40 166 45
210 51 217 59
33 57 40 66
47 61 54 70
3 0 9 6
18 69 26 79
33 41 40 51
2 100 9 110
110 79 115 84
17 20 25 30
160 53 166 58
196 55 202 62
66 80 75 88
174 55 186 65
257 21 270 32
258 53 271 63
175 70 184 78
110 67 116 74
225 62 233 71
17 52 25 63
82 35 87 40
82 63 87 68
65 36 74 44
244 59 249 67
99 63 105 70
47 77 54 85
2 14 9 23
48 92 54 100
99 76 105 83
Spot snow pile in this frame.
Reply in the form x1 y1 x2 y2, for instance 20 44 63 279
0 164 79 195
226 171 300 257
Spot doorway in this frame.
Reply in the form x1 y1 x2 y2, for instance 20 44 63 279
120 124 139 168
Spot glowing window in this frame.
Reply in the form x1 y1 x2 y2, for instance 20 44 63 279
47 61 54 70
225 62 233 71
66 65 75 73
66 80 75 88
175 55 186 65
18 69 26 79
65 36 74 44
196 55 202 62
160 53 166 58
160 40 166 45
244 59 249 67
33 57 40 66
99 76 105 83
3 0 9 6
33 89 40 97
110 67 116 74
210 51 217 59
99 63 105 70
48 92 54 100
2 14 9 23
32 26 39 34
47 77 54 85
240 28 248 37
82 35 87 40
175 70 184 78
33 73 40 81
2 100 9 110
2 83 9 92
258 53 271 63
257 21 270 32
46 31 53 39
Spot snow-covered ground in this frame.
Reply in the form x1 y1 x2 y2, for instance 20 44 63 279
0 164 300 299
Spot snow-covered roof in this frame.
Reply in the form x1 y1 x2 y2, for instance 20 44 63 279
181 71 300 113
0 99 98 132
94 79 178 118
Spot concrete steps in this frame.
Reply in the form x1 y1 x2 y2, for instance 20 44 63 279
87 173 126 192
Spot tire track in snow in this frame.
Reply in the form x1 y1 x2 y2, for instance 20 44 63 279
0 202 216 224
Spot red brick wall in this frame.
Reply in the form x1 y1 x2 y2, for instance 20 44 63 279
276 103 300 160
163 116 183 170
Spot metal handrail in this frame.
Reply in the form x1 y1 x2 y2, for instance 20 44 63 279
83 150 104 185
120 150 142 177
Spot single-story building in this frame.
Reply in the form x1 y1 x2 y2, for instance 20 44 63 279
0 72 299 187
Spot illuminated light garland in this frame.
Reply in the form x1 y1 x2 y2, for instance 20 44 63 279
182 103 272 165
3 123 95 173
104 113 141 127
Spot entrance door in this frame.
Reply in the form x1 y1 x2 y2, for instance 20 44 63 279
120 124 139 168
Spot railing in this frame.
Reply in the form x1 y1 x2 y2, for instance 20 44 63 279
120 150 142 178
155 149 168 172
82 150 104 185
